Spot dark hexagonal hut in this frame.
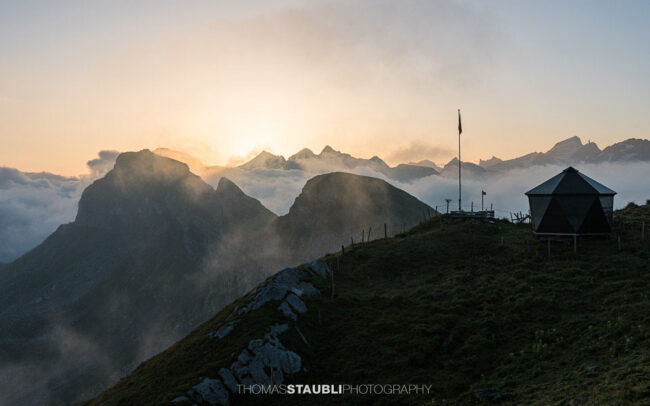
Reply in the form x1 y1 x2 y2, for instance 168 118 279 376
525 167 616 236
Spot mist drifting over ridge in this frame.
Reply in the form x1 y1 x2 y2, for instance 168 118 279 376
0 150 433 405
1 137 649 262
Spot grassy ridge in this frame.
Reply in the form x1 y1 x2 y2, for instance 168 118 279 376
85 203 650 405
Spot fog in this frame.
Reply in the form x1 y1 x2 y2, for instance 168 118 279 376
206 162 650 218
0 151 118 263
2 147 649 263
0 168 84 262
0 148 648 405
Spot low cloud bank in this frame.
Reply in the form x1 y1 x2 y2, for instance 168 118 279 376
0 168 85 262
0 151 119 263
2 149 648 263
401 162 650 217
208 162 650 219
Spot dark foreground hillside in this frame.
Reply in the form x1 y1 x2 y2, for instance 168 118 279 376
85 203 650 406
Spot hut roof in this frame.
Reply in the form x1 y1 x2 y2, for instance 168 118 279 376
525 167 616 196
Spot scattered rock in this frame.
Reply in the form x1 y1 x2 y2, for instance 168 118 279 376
278 301 297 321
191 378 229 406
176 265 326 404
247 357 270 384
472 388 512 403
264 323 289 340
585 365 599 372
230 359 254 386
308 260 331 279
235 267 322 316
285 293 307 313
218 368 238 393
209 320 240 339
237 349 252 365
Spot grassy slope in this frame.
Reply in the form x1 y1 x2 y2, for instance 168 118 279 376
84 203 650 406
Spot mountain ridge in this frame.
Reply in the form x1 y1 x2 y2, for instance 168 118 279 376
83 203 650 406
151 136 650 187
0 150 434 406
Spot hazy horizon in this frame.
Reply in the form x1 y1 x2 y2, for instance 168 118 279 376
0 133 645 178
2 0 649 175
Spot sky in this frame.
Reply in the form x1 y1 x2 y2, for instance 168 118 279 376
1 0 649 175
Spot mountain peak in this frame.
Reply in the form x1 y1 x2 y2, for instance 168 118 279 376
76 150 215 230
284 172 434 234
258 150 277 158
113 149 192 178
216 176 243 195
288 148 317 161
320 145 338 154
153 148 205 174
547 136 583 154
215 176 276 224
479 156 503 168
239 151 287 170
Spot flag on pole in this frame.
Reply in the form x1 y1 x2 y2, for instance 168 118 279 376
458 109 462 135
482 190 486 196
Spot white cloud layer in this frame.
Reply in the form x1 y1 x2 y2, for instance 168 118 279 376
2 149 648 263
207 162 650 219
0 151 119 263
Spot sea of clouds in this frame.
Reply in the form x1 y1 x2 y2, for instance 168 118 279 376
206 161 650 218
0 151 118 263
1 150 649 263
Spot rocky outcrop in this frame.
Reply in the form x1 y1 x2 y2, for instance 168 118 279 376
176 261 331 405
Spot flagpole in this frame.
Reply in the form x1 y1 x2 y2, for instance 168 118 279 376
458 109 462 212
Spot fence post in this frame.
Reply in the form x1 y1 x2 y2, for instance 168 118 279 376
384 223 387 239
367 227 372 241
362 229 364 243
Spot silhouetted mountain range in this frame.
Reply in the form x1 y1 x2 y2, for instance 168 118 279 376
477 137 650 172
1 136 647 264
0 150 433 405
154 137 650 185
231 145 438 183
